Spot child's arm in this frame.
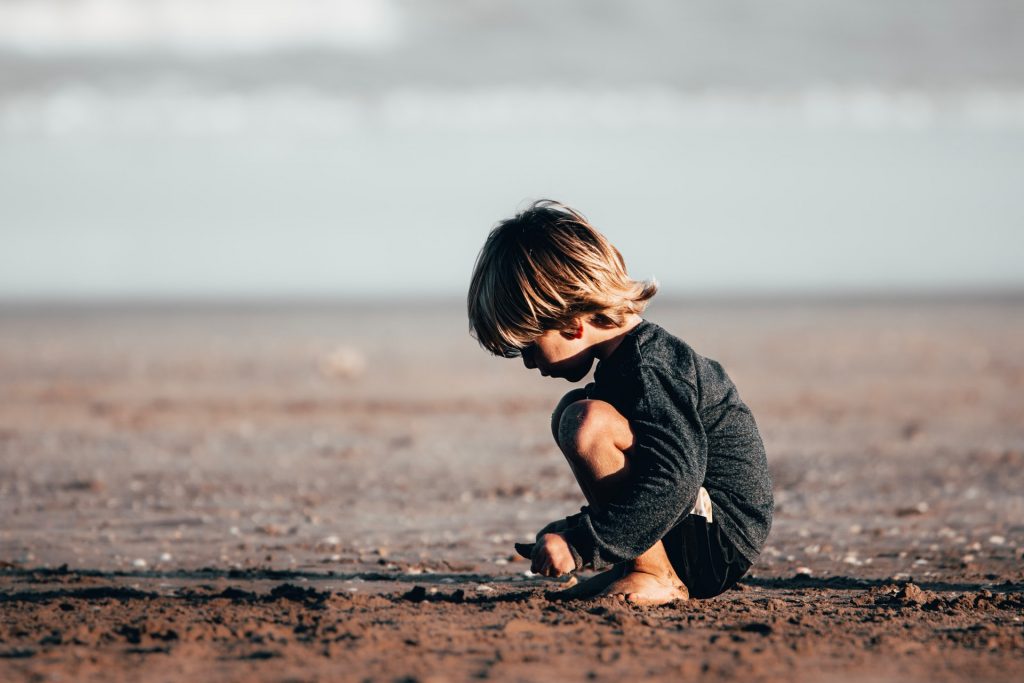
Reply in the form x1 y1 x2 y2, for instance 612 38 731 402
560 364 708 570
533 510 587 540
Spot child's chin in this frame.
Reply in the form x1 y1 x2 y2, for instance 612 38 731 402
544 360 592 382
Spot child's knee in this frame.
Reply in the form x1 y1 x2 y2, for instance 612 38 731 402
557 399 634 457
550 388 589 443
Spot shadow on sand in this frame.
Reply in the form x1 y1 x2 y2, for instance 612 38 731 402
3 565 1020 603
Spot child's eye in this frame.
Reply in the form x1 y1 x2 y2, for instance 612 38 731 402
505 338 538 359
501 344 524 358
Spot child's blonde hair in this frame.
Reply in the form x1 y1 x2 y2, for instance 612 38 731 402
467 199 658 357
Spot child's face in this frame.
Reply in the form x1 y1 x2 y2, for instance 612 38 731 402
520 325 595 382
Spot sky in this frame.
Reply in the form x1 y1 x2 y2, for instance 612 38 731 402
1 0 1022 300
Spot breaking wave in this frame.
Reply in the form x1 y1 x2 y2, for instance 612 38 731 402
0 0 401 52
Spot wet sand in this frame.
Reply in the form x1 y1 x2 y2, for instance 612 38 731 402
1 298 1022 681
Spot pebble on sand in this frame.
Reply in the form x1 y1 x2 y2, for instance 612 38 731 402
319 346 366 380
895 502 930 517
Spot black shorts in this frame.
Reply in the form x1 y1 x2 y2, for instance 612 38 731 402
661 514 751 599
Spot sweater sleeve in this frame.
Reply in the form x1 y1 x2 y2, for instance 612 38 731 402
561 364 708 570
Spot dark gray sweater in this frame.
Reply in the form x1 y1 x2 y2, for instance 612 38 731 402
560 320 773 569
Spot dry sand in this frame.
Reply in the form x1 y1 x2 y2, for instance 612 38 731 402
1 298 1022 682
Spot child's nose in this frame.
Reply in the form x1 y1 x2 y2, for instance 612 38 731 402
521 344 537 369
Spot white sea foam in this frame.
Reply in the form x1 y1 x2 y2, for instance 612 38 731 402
0 0 402 52
3 85 1024 139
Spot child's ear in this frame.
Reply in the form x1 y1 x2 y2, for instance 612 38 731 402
561 319 584 340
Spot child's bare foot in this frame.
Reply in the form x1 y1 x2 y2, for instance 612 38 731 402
547 563 627 601
600 569 689 606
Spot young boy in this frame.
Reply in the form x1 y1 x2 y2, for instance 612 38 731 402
467 200 773 606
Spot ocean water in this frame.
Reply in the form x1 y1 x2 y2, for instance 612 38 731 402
1 0 1022 299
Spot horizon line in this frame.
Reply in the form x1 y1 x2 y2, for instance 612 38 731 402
2 286 1022 312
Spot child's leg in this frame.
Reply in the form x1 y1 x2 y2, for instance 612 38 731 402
550 389 596 505
549 396 688 605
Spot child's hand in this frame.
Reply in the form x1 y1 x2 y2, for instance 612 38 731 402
530 533 577 577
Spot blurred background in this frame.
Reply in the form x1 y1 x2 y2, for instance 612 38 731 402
1 2 1023 593
1 0 1023 300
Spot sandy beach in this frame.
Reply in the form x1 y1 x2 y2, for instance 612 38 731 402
1 297 1022 681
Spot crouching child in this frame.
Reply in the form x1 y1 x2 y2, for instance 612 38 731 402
466 200 773 605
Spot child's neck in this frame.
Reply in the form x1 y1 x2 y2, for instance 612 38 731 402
591 314 644 361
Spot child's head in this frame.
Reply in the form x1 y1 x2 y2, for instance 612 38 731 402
467 199 657 359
